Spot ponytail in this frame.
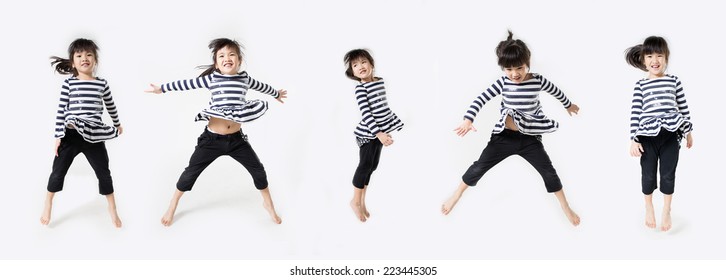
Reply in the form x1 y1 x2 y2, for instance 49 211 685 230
625 45 646 71
50 56 74 75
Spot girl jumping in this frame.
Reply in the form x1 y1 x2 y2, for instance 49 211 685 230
344 49 404 222
147 38 287 226
441 31 581 226
42 38 124 228
626 36 693 231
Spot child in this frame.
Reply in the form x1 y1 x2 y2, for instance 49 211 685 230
344 49 404 222
42 38 124 228
146 38 287 226
625 36 693 232
441 31 581 226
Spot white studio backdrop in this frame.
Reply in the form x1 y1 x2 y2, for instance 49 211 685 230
0 0 722 259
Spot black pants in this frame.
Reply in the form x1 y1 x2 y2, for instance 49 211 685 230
177 129 268 191
47 129 114 195
352 138 383 189
462 129 563 193
640 129 680 195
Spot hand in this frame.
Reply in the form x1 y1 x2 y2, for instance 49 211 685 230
376 132 393 146
686 133 693 149
630 140 643 157
116 125 124 136
54 138 61 157
145 84 162 94
453 119 477 137
567 104 580 116
276 89 287 104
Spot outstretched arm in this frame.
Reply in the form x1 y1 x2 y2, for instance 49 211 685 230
147 75 212 94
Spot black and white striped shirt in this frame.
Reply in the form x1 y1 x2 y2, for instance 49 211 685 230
354 78 404 140
161 71 279 123
465 74 571 135
629 74 692 141
54 77 120 140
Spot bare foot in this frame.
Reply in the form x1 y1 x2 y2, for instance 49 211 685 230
645 204 656 229
361 203 370 218
562 206 580 226
661 209 672 232
263 201 282 224
40 200 52 226
108 206 122 228
441 192 462 215
350 199 367 222
161 206 177 227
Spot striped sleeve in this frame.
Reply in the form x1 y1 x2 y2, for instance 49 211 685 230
539 76 572 108
247 73 279 98
101 80 121 126
54 79 70 138
629 82 644 141
464 78 504 122
355 85 382 135
673 76 690 119
674 76 692 134
161 75 212 93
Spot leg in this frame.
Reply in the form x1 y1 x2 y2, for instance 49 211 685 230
461 134 513 186
441 181 469 215
639 137 659 195
161 189 184 226
228 138 269 190
259 188 282 224
360 141 382 219
352 140 381 189
176 132 224 192
105 193 122 228
350 140 382 222
519 137 578 226
82 142 114 195
43 136 81 225
661 194 673 231
350 186 366 222
553 190 580 226
40 192 55 225
447 133 514 215
228 136 281 223
361 185 370 218
644 194 656 228
46 136 82 193
658 131 679 232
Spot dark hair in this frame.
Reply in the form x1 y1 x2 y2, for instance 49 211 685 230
343 49 375 81
49 38 99 76
198 38 244 77
625 36 670 71
495 30 531 68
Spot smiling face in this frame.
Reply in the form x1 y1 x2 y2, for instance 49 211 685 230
214 45 241 75
72 50 96 79
351 57 374 82
503 64 529 83
644 52 667 79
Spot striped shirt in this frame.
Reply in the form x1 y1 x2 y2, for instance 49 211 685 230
354 78 404 141
161 71 279 123
464 74 571 135
54 77 121 143
629 74 692 141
